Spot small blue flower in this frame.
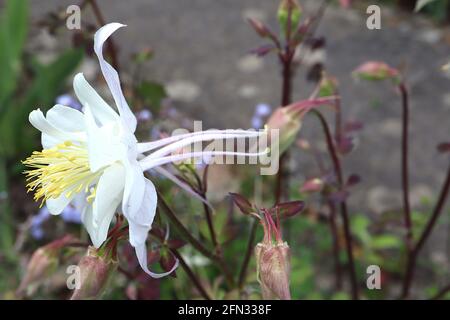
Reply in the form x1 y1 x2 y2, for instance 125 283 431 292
30 206 50 240
255 103 271 117
56 94 82 110
251 116 264 129
61 205 82 224
30 204 81 240
136 109 153 122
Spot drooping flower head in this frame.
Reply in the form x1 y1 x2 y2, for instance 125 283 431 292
23 23 267 277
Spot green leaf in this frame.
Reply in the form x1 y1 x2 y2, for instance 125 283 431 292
0 0 28 107
136 80 167 112
0 159 15 262
0 48 83 159
371 235 401 249
351 215 371 245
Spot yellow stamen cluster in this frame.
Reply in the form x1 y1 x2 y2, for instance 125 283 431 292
23 141 99 207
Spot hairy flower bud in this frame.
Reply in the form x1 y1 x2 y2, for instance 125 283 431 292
70 247 118 300
353 61 400 83
247 18 271 38
16 246 58 296
254 208 293 300
301 177 324 193
255 242 291 300
266 97 337 155
277 0 302 38
16 235 77 297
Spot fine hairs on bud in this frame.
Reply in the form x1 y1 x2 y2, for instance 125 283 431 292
255 242 291 300
255 209 292 300
70 247 117 300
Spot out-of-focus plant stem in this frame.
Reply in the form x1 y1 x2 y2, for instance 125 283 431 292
402 162 450 298
328 200 343 290
431 283 450 300
398 83 413 251
312 109 359 299
156 191 235 288
275 54 294 204
238 219 259 289
193 167 220 254
397 82 413 299
171 248 212 300
86 0 120 71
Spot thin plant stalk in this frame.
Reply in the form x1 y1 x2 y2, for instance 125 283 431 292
431 283 450 300
312 109 359 299
238 219 259 289
156 191 235 288
87 0 120 71
171 248 212 300
399 83 413 252
328 200 343 290
402 162 450 298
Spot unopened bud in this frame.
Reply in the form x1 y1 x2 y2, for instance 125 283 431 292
301 177 324 193
277 0 302 38
318 74 338 97
248 18 271 38
353 61 400 83
70 247 117 300
255 242 291 300
16 246 58 296
16 235 77 297
266 97 337 154
266 108 301 155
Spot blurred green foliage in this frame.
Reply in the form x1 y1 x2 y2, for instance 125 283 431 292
0 0 83 272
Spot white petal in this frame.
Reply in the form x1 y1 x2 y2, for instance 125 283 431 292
46 193 73 215
134 242 179 279
73 73 119 125
84 104 123 172
47 104 85 132
130 177 157 227
30 108 84 149
81 204 97 246
94 23 137 132
92 163 126 227
82 203 117 249
121 157 146 221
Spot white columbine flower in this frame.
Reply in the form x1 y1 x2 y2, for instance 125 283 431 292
23 23 266 277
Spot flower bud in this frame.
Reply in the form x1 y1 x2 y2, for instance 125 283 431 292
16 246 58 296
255 242 291 300
247 18 271 38
277 0 302 38
266 97 337 155
16 235 77 297
353 61 400 83
301 177 324 193
70 247 117 300
318 74 338 97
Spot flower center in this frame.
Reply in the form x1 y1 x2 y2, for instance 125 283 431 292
23 141 100 206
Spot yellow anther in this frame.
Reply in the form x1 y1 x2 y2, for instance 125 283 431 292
23 141 101 205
